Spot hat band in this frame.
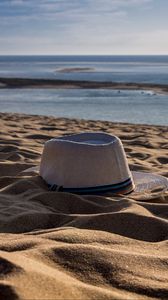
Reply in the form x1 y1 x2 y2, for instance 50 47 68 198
48 177 134 195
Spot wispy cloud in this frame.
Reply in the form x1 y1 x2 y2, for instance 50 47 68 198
0 0 168 55
11 0 24 5
0 0 130 28
1 0 153 18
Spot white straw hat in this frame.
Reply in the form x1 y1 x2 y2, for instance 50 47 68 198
39 132 168 195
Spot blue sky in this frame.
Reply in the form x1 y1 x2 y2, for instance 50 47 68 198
0 0 168 55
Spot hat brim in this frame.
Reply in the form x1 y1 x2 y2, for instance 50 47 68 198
22 167 168 195
132 171 168 194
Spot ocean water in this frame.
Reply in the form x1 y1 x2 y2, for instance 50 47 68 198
0 55 168 125
1 55 168 83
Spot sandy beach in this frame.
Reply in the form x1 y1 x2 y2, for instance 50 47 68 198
0 112 168 299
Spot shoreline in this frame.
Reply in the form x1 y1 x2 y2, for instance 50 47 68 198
0 111 168 128
0 77 168 94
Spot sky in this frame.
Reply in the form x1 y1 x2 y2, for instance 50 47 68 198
0 0 168 55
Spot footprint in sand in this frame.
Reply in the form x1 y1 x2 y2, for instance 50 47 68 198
157 156 168 165
131 152 151 160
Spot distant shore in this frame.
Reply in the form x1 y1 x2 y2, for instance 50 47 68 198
57 67 95 73
0 77 168 94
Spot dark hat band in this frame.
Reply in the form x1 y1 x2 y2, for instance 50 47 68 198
48 177 134 195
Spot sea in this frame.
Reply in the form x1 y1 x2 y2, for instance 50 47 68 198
0 55 168 125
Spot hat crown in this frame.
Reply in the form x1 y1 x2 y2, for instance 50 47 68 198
40 132 134 194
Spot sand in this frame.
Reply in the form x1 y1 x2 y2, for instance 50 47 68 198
0 112 168 300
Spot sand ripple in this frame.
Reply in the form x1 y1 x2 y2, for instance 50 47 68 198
0 112 167 299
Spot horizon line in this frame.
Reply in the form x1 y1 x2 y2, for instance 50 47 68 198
0 53 168 56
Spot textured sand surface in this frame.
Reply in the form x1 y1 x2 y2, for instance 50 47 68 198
0 112 168 300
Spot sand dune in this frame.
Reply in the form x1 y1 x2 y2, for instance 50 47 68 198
0 112 167 299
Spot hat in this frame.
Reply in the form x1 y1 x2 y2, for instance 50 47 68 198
39 132 168 195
